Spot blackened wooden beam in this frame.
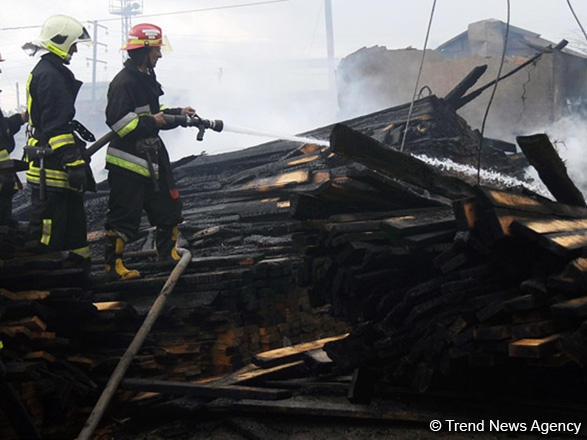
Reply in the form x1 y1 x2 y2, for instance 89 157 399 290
516 133 586 208
119 377 291 400
329 124 475 201
443 64 488 109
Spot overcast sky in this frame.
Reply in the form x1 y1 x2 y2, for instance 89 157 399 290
1 0 586 162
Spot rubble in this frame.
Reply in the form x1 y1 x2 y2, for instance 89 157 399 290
1 84 587 438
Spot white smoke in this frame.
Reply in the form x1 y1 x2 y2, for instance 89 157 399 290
541 115 587 198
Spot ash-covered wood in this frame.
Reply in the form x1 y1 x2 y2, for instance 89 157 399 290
516 133 586 208
1 95 585 438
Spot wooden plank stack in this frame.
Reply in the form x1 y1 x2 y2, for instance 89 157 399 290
1 92 584 437
318 125 587 396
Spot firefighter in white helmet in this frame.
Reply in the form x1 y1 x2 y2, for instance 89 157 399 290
22 15 95 268
103 23 195 281
0 51 27 252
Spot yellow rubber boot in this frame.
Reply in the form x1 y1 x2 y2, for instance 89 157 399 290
156 225 181 262
104 230 141 281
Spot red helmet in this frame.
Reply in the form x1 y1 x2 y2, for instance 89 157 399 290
122 23 164 51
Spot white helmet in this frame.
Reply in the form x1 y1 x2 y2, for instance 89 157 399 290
25 15 91 63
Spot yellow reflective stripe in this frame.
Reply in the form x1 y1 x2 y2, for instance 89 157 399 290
0 149 9 161
66 160 86 167
126 38 162 46
45 42 69 59
106 147 159 178
112 106 152 137
115 116 139 138
27 165 69 181
106 154 152 177
49 133 75 150
41 219 52 245
27 137 39 146
70 246 91 259
26 165 70 189
26 74 33 125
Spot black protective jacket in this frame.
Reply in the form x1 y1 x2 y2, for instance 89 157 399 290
25 53 93 191
105 58 182 188
0 108 24 155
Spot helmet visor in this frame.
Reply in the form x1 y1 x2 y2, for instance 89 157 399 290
76 26 92 45
162 35 172 53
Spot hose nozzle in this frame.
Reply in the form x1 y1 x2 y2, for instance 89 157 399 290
163 114 224 140
201 119 223 133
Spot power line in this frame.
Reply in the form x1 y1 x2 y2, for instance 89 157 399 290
138 0 287 19
400 0 437 153
0 0 288 31
566 0 587 41
476 0 511 184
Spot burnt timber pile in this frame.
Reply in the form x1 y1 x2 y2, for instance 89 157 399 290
1 84 587 438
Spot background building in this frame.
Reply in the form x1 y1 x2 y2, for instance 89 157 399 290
336 19 587 141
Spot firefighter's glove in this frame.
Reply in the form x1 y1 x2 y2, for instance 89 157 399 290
66 161 88 192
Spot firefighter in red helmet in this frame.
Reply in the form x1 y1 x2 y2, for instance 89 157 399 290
0 51 27 249
104 23 195 280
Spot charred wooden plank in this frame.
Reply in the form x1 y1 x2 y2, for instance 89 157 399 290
512 320 559 339
477 187 587 219
323 219 384 234
207 361 306 387
0 361 41 440
118 378 291 400
380 207 455 236
508 334 561 359
329 207 450 224
474 325 511 341
329 124 475 201
510 218 587 258
461 187 587 245
548 257 587 294
0 268 87 290
443 64 488 108
0 289 51 301
253 334 349 367
551 297 587 318
516 133 586 208
205 394 440 422
0 316 47 332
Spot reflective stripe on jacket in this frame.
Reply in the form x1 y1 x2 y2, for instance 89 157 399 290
25 164 70 189
105 58 180 181
25 53 85 189
105 146 159 178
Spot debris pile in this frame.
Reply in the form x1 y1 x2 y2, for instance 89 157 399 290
311 125 587 396
1 88 586 438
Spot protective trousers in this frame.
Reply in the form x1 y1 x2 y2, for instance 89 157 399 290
28 186 90 258
105 169 182 243
0 174 16 228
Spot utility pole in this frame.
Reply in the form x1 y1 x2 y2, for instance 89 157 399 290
15 82 20 109
86 20 108 102
324 0 336 101
109 0 143 61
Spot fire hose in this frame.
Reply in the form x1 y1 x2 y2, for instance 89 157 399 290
76 247 192 440
84 113 224 158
